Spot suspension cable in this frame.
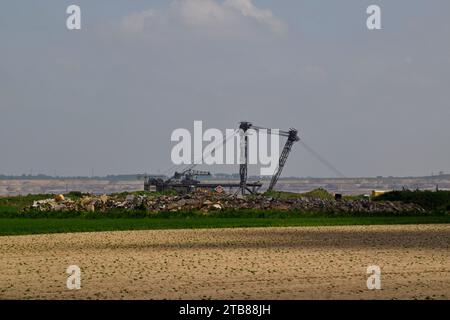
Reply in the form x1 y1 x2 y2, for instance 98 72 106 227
299 140 346 178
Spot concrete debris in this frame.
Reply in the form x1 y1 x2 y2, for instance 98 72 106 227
24 192 426 214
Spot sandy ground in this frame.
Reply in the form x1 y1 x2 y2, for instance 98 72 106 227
0 225 449 300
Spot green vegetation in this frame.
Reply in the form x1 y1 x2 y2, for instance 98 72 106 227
0 194 52 213
301 188 334 199
1 207 444 219
65 191 90 199
1 190 449 236
265 188 333 200
1 216 450 236
374 190 450 212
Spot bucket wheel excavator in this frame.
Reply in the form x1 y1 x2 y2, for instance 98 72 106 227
238 122 300 195
145 121 300 195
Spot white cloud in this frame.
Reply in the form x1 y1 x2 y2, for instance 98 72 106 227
175 0 236 27
224 0 286 35
121 9 156 34
119 0 286 36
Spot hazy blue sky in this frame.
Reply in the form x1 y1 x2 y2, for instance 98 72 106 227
1 0 449 177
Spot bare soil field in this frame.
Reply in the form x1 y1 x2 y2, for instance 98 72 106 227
1 225 449 300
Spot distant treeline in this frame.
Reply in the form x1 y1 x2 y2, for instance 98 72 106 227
0 173 300 181
1 173 449 181
0 174 160 181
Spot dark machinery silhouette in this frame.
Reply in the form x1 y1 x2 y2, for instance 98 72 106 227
144 121 300 194
145 166 211 193
238 121 300 195
172 169 211 182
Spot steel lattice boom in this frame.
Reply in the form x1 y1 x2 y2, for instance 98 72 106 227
239 121 300 194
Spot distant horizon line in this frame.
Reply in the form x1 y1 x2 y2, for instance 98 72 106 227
0 173 449 180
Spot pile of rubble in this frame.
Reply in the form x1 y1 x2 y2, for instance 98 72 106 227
24 192 425 214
